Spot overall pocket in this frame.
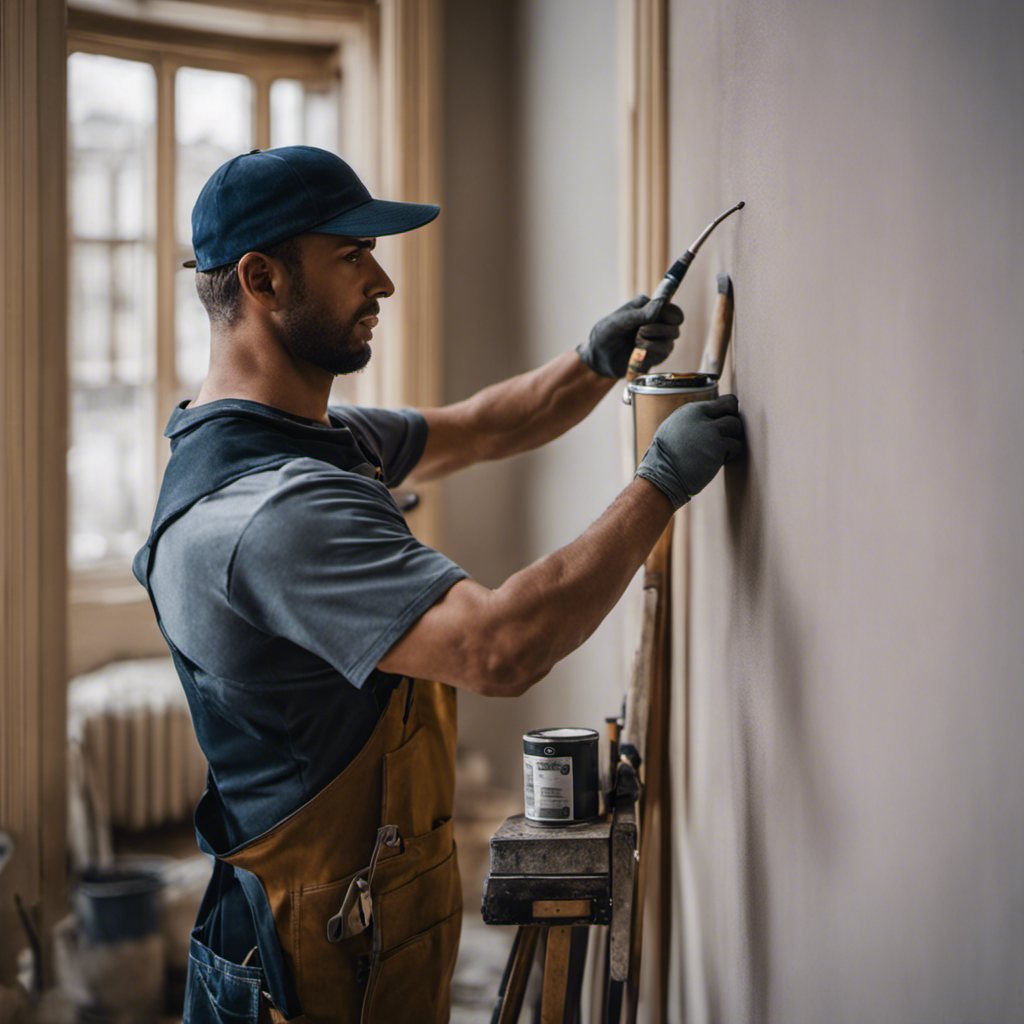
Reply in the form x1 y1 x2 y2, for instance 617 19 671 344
358 818 462 1024
359 908 462 1024
185 934 264 1024
292 869 373 1022
381 724 453 839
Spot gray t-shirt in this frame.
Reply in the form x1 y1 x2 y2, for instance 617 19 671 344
149 399 468 846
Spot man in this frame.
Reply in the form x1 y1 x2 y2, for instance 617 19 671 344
135 145 744 1023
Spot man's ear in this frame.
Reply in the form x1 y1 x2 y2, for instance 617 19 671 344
237 251 292 312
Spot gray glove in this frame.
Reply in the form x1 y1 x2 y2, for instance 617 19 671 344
635 394 746 509
577 295 684 379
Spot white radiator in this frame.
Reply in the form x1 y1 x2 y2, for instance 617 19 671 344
68 658 208 831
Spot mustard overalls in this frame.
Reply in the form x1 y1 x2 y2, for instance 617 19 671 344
134 406 462 1022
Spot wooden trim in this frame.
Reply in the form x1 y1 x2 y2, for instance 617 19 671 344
0 0 69 980
621 0 669 295
168 0 374 16
155 55 177 484
377 0 443 545
619 0 671 1019
69 9 337 71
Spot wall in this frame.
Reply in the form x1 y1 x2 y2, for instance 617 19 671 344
442 0 630 788
668 2 1024 1021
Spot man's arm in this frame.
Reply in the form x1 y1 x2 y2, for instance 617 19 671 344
409 350 614 482
377 477 673 693
380 395 745 695
408 295 684 483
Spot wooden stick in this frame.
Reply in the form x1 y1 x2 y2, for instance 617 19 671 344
540 926 573 1024
493 926 540 1024
625 518 674 1024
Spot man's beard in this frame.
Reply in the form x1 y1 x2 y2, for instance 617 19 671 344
280 287 377 376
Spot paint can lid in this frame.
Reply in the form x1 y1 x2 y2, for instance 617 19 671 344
627 371 719 395
523 727 598 744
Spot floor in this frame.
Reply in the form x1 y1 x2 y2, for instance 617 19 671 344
451 915 518 1023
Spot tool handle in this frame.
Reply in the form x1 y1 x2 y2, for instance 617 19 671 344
699 273 734 376
623 253 693 384
623 294 669 384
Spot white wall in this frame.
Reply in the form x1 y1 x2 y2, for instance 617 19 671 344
442 0 629 789
670 2 1024 1021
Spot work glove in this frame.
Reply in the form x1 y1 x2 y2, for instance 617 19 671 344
635 394 746 509
577 295 684 379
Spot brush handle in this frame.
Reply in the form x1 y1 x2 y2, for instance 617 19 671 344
624 253 694 383
624 295 668 382
699 273 734 376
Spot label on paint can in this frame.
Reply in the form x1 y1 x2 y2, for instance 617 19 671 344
523 754 574 821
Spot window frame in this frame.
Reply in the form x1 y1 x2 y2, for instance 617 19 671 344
67 23 343 579
66 0 444 674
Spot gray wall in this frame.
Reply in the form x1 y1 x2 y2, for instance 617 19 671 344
670 1 1024 1021
442 2 1023 1018
442 0 627 789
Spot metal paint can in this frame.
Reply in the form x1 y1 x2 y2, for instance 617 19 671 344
523 728 600 826
627 371 720 468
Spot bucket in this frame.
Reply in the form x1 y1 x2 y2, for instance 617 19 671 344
626 372 720 467
523 728 601 826
71 865 167 1020
74 866 163 944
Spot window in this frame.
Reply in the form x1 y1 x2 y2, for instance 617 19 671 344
67 15 350 574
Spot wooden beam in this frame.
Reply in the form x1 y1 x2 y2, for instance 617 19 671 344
377 0 444 548
0 0 69 982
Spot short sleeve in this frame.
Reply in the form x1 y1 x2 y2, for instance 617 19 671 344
226 459 469 687
328 406 427 487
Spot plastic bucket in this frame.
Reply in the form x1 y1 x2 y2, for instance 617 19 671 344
74 866 163 944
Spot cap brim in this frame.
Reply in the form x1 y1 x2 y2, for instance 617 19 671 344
307 198 440 239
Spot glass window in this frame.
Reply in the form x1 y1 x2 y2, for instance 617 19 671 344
271 78 340 152
68 50 345 575
67 52 156 569
175 67 254 246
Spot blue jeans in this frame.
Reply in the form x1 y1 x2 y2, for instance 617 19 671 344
184 934 265 1024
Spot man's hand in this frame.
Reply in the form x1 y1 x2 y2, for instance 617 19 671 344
577 295 684 379
635 394 746 509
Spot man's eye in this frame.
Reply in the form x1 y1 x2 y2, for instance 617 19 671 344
343 250 362 263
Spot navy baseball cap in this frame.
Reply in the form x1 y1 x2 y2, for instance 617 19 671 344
186 145 440 271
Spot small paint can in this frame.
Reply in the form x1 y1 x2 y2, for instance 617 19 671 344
627 371 720 468
523 728 600 826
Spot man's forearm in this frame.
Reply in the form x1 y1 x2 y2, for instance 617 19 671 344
377 477 675 695
481 477 674 693
412 350 615 482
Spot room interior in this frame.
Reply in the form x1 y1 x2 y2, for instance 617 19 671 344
2 0 1022 1021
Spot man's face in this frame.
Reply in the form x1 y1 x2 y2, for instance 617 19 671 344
278 233 395 376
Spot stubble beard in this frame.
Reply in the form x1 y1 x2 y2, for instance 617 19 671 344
280 280 376 377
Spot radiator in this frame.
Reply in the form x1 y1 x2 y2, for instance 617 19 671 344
68 658 208 831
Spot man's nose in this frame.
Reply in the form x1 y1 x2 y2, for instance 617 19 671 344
367 254 395 299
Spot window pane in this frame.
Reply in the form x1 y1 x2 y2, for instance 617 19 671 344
68 385 154 569
68 53 157 571
70 242 113 386
112 243 155 384
70 242 153 387
176 67 253 245
68 52 155 240
270 78 339 152
176 268 210 390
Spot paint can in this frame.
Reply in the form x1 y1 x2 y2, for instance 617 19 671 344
523 728 600 826
627 371 720 467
